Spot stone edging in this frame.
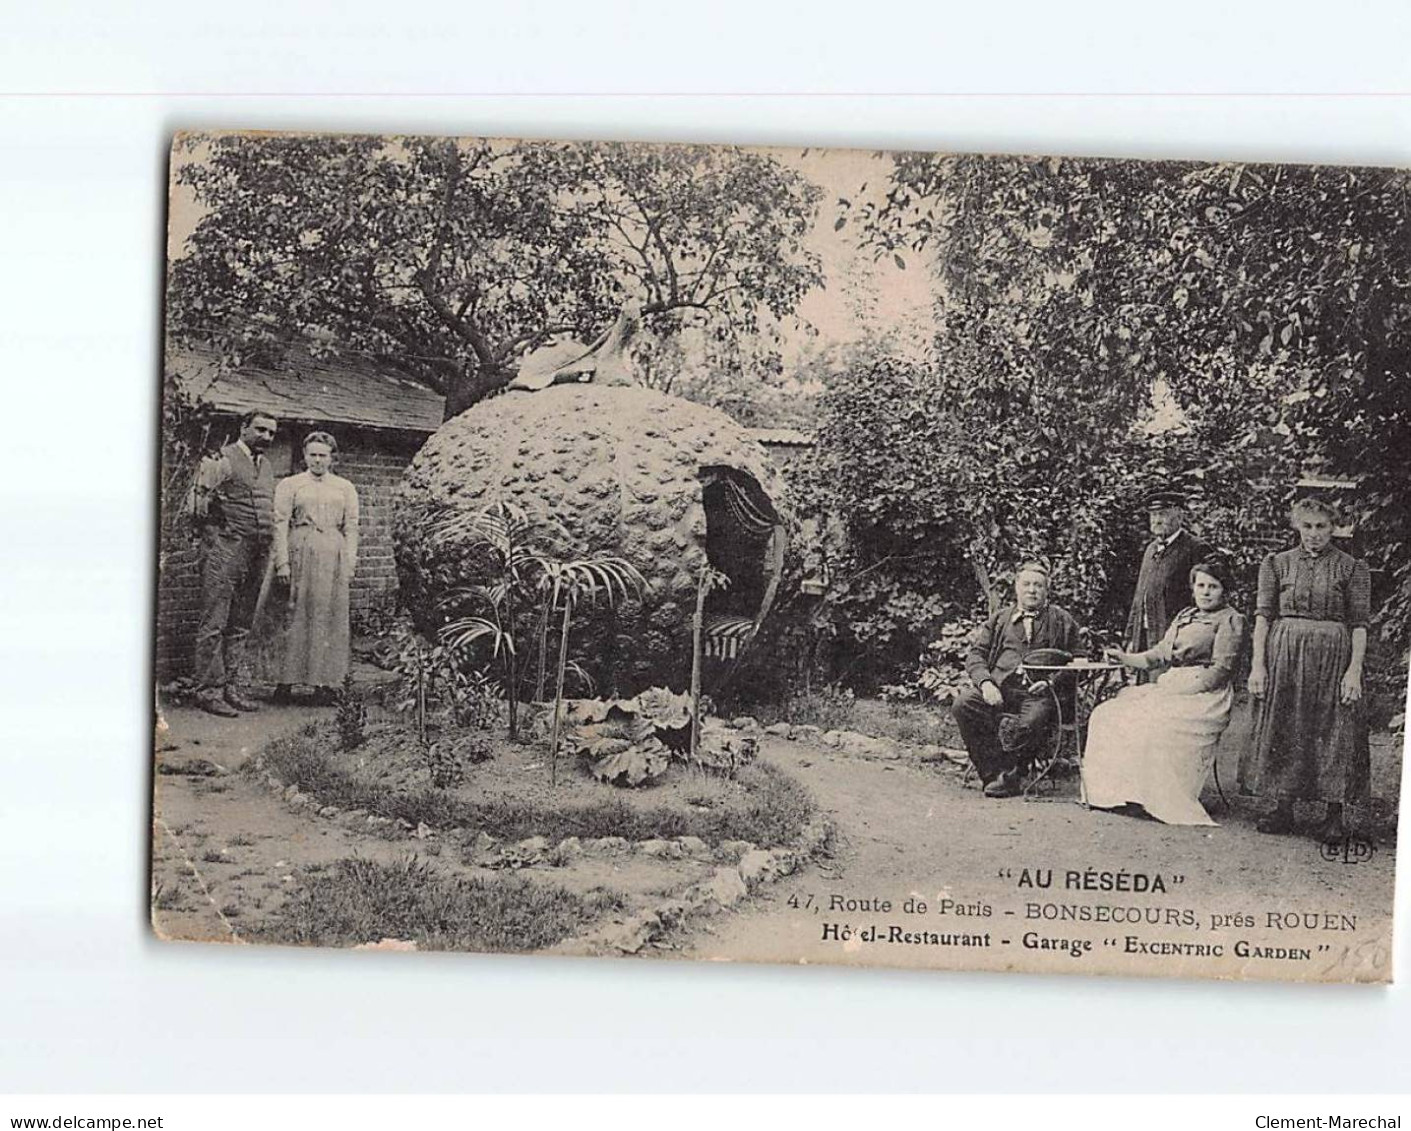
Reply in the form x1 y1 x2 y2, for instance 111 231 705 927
247 754 810 872
725 716 969 768
549 813 836 957
538 716 966 959
247 749 836 958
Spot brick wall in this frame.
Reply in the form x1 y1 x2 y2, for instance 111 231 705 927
155 422 428 681
335 436 421 625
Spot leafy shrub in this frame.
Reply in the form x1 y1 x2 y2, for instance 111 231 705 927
336 674 368 750
559 688 762 785
389 622 506 732
692 720 758 777
560 693 679 787
634 686 692 731
776 683 857 731
880 616 984 706
424 732 494 790
444 669 502 731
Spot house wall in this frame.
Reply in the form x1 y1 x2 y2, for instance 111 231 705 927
155 421 428 682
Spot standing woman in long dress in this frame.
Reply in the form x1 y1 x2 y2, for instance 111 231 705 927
1240 496 1370 842
272 432 359 704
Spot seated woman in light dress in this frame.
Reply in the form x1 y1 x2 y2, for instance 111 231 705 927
1081 560 1246 826
271 431 359 705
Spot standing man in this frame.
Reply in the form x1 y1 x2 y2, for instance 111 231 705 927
1125 489 1211 658
188 411 278 716
951 562 1083 798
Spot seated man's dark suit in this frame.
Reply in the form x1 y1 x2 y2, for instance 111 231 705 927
952 603 1083 785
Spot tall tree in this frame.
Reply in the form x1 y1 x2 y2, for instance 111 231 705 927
1158 162 1411 644
823 151 1411 679
841 155 1179 616
168 133 823 417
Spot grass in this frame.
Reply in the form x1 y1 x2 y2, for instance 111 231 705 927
151 881 184 911
850 699 958 747
752 686 858 732
751 690 960 748
258 855 626 952
681 776 742 811
254 723 816 848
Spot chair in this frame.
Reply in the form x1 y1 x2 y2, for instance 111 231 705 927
1209 754 1231 810
1024 730 1078 796
956 696 1074 795
1023 684 1081 798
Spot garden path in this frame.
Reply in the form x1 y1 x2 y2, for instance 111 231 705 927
666 730 1398 981
152 700 399 944
150 697 1400 978
151 701 722 947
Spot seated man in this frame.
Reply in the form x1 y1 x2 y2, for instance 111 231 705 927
951 561 1083 798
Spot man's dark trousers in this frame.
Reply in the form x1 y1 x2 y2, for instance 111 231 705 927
194 530 271 690
952 680 1056 784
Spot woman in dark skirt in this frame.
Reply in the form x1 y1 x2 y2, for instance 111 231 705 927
1241 496 1370 842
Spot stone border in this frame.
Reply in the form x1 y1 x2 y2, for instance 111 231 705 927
248 755 799 871
529 717 969 960
549 813 835 957
727 716 970 768
246 745 837 958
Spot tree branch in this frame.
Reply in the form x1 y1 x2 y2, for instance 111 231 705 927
421 284 497 370
620 183 681 304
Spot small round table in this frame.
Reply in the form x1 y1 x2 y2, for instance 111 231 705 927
1017 659 1125 802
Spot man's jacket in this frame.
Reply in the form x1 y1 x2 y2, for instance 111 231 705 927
1125 529 1211 650
965 602 1083 689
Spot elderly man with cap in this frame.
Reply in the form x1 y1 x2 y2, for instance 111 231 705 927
951 561 1084 798
1125 489 1212 663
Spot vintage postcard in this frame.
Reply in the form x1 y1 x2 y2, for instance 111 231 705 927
153 130 1406 983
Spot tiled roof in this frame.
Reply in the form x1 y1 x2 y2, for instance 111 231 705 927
167 343 445 434
746 427 815 447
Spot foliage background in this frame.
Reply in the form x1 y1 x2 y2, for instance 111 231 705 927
165 137 1411 710
167 133 823 417
796 154 1410 703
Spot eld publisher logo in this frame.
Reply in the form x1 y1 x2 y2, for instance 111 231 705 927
1319 835 1377 864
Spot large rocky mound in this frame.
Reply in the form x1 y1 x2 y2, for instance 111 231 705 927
394 385 791 695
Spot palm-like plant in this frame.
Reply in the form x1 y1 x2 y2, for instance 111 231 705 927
439 585 516 720
542 556 646 785
431 502 568 739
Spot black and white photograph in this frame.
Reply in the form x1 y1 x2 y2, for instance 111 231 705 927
152 129 1408 983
